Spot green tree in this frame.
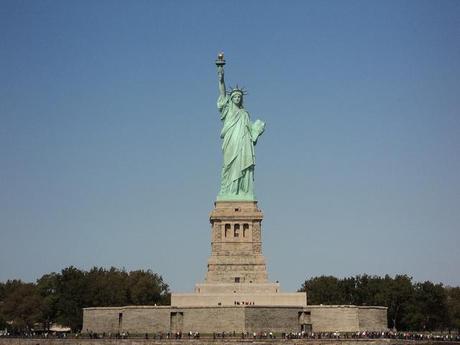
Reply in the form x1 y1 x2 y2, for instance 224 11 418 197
380 274 414 330
0 282 6 329
0 313 6 331
1 281 43 332
86 267 129 307
54 267 87 331
128 270 170 305
447 287 460 332
338 276 358 305
400 281 448 331
298 274 457 331
0 282 5 300
299 276 346 304
1 266 171 332
36 273 60 330
352 274 385 306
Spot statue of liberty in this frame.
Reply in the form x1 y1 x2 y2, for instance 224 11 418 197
215 53 265 201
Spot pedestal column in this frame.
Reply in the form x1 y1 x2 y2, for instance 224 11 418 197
205 201 268 284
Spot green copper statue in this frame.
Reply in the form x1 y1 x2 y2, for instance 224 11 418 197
215 53 265 201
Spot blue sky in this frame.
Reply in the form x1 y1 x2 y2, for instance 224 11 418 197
1 0 459 292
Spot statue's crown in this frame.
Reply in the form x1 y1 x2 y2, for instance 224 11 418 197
227 84 248 97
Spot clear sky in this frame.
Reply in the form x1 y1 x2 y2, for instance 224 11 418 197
1 0 459 292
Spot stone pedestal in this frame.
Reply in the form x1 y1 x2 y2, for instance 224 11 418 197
171 201 307 307
205 201 268 284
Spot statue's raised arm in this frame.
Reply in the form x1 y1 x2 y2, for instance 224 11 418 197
216 52 226 97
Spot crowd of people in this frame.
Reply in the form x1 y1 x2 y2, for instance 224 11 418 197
81 330 460 341
2 329 460 341
281 331 460 341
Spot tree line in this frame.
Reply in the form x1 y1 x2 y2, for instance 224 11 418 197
1 270 459 333
299 274 460 332
0 266 170 332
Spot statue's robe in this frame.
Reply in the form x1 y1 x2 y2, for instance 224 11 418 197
217 95 263 200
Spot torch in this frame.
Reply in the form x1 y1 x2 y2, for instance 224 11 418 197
216 52 226 77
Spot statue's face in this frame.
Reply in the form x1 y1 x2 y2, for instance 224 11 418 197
232 93 242 106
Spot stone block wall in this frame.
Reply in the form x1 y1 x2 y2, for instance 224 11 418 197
83 304 387 334
82 307 171 334
194 282 279 294
181 307 244 333
358 307 388 331
305 305 388 332
122 307 170 334
171 292 306 308
82 307 122 334
307 306 359 332
245 307 300 333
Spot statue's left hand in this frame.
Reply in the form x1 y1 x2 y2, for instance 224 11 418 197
251 119 265 143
